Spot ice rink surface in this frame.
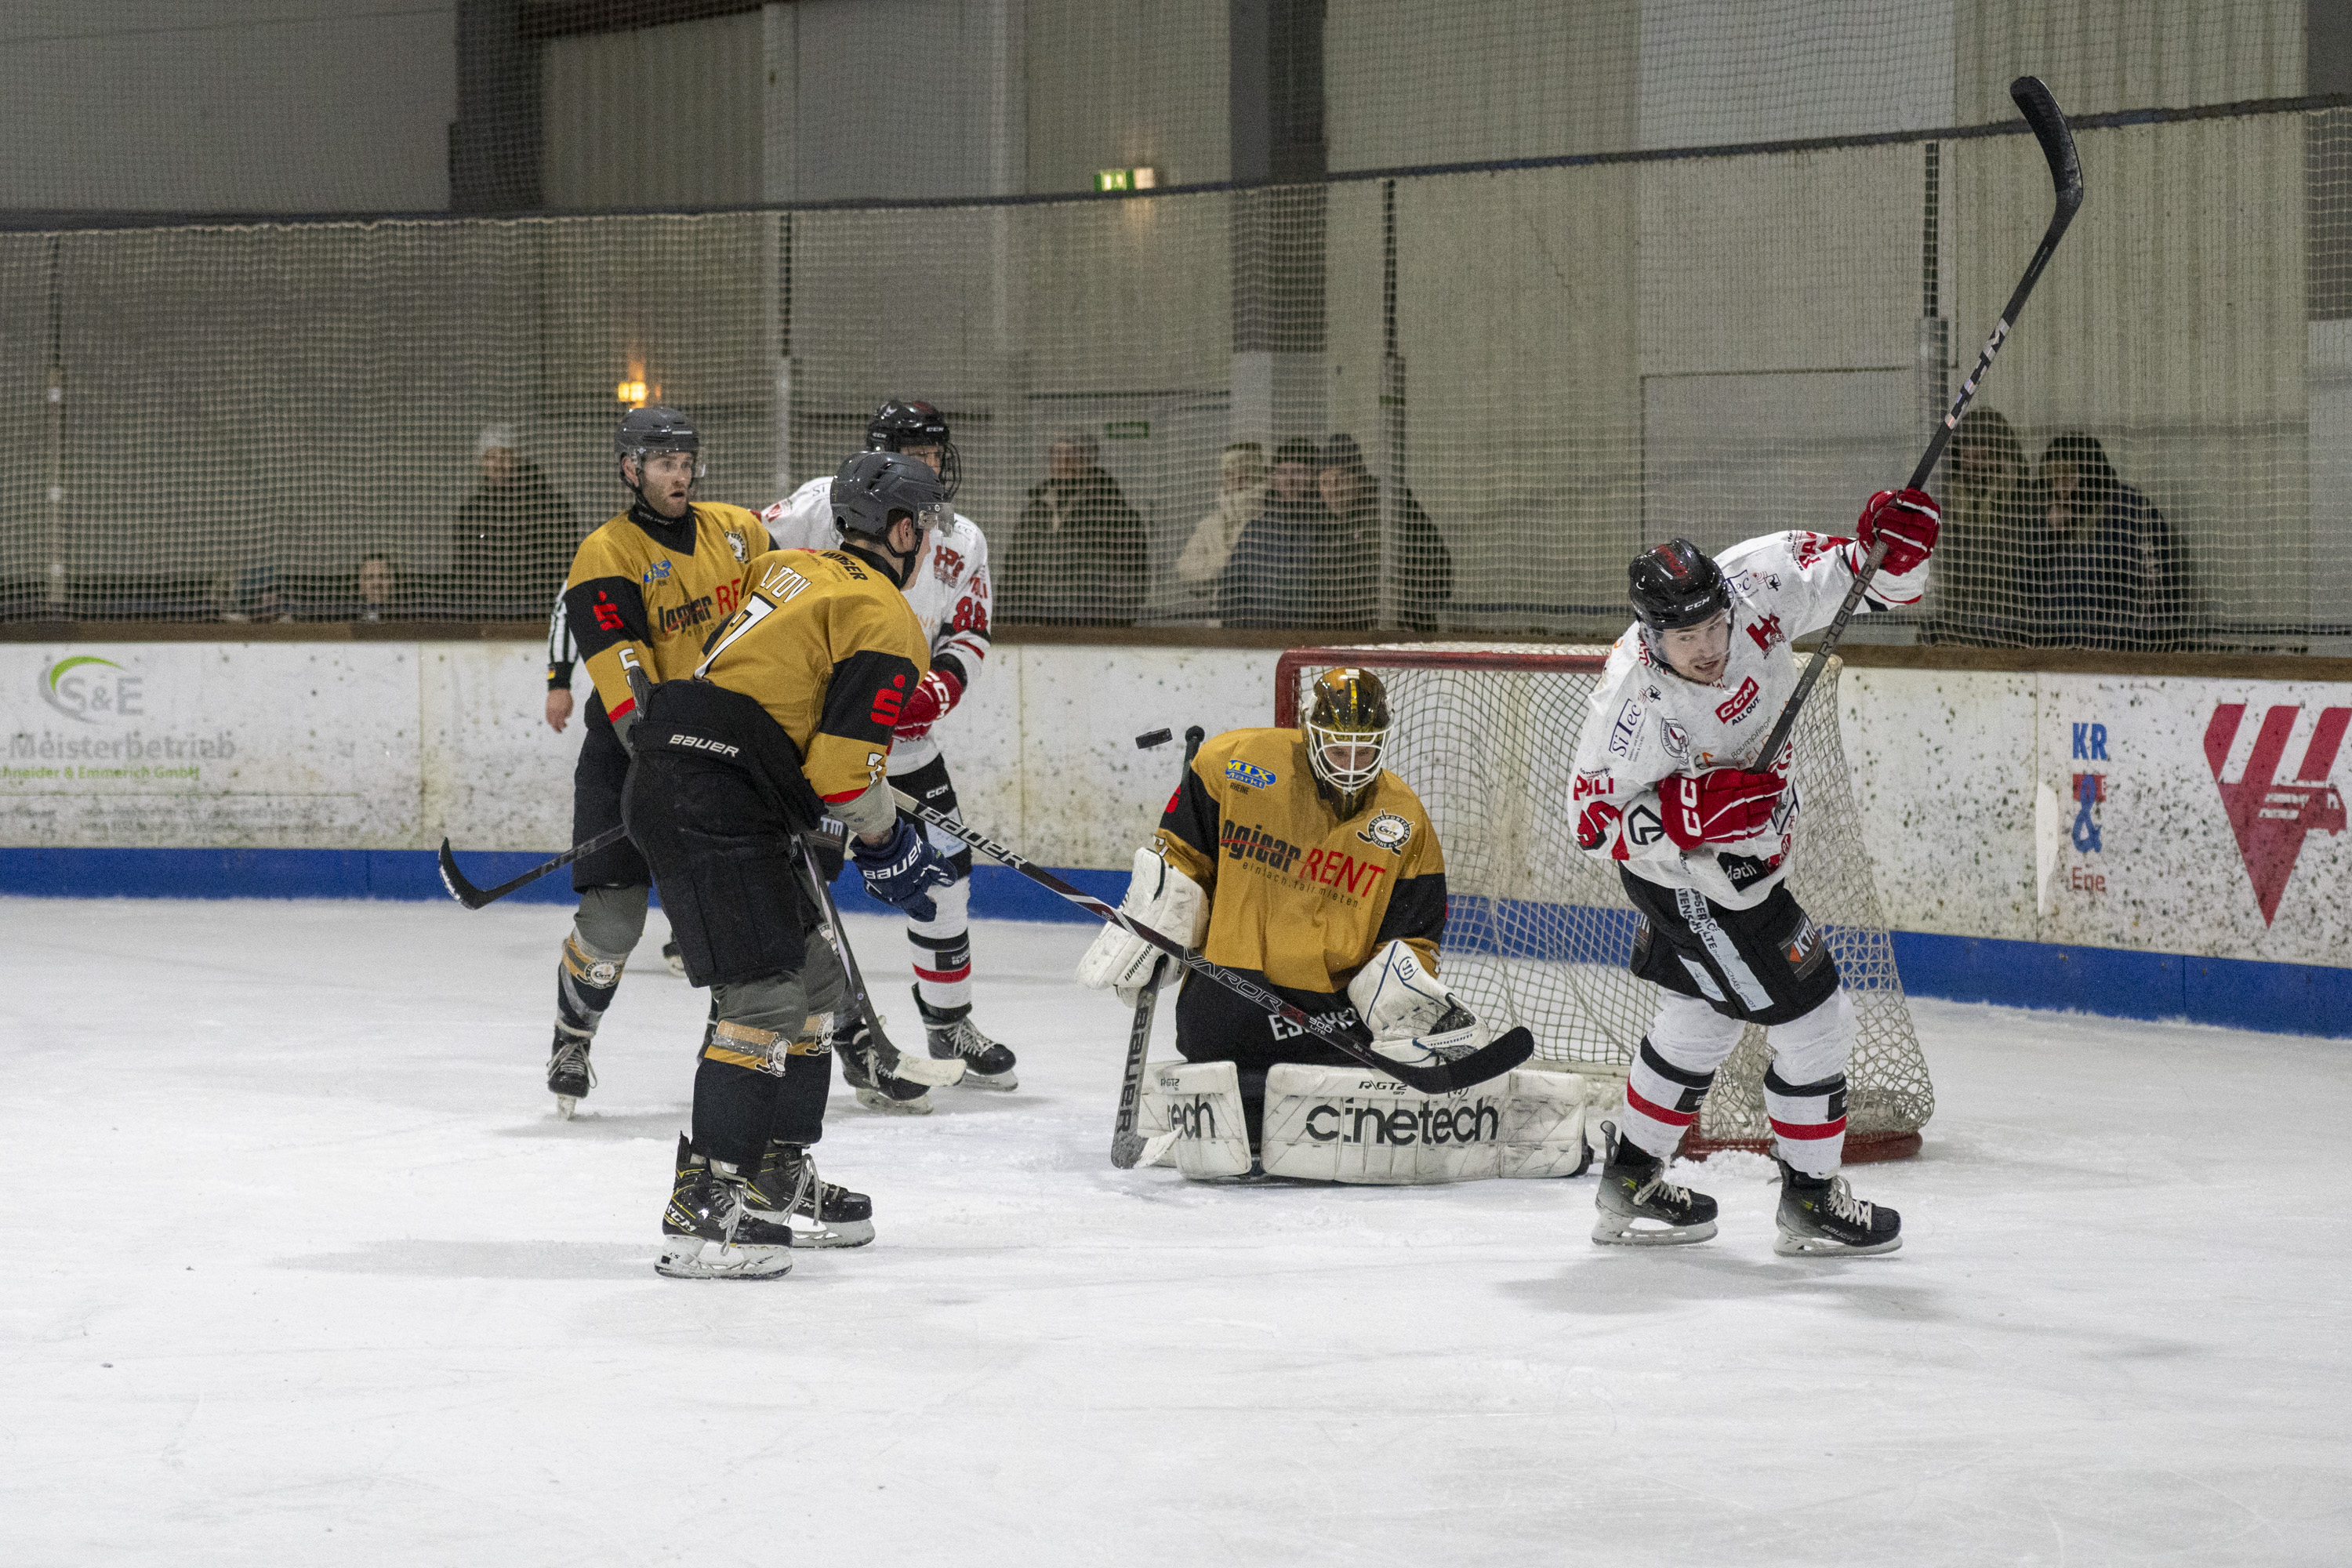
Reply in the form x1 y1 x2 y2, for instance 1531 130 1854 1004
3 896 2347 1566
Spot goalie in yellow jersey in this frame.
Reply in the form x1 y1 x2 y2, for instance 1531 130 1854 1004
1077 670 1589 1183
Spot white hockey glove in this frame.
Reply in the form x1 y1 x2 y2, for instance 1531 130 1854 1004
1345 939 1489 1067
1076 846 1207 1008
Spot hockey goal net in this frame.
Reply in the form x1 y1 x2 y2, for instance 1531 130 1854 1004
1275 643 1933 1163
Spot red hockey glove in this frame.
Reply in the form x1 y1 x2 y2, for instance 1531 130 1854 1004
1855 487 1940 575
1658 768 1786 851
891 666 964 744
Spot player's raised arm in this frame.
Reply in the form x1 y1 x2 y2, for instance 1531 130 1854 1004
1734 487 1942 640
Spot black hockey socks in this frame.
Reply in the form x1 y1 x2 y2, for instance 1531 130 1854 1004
768 1047 833 1148
692 1038 783 1171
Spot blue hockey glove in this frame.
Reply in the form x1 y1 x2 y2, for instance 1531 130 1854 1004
851 818 954 921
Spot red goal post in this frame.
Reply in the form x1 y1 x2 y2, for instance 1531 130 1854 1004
1275 643 1930 1163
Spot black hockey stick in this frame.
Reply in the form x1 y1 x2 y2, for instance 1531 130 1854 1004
1110 724 1205 1168
437 823 628 910
792 833 965 1088
889 786 1536 1096
1754 74 2084 768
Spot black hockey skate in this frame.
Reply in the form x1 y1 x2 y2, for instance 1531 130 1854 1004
1591 1120 1719 1247
1774 1159 1902 1256
661 938 687 979
914 986 1018 1091
835 1021 933 1115
656 1135 794 1280
749 1141 874 1248
546 1029 596 1119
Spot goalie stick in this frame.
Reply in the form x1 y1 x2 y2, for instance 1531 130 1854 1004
1110 724 1204 1169
887 786 1536 1097
1755 74 2085 768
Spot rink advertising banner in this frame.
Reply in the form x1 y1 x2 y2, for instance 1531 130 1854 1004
2 644 422 847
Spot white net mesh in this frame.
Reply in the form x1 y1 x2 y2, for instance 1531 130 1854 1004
1277 643 1934 1156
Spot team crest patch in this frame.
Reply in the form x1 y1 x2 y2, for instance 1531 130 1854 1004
1357 811 1414 853
727 532 749 563
1225 758 1278 789
641 560 673 583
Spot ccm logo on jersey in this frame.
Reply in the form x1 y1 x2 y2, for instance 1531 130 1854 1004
869 674 908 725
1715 677 1761 724
1224 758 1278 789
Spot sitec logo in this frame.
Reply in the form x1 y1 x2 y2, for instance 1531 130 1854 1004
38 655 143 724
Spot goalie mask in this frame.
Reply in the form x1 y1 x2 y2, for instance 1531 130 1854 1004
1305 667 1392 814
866 397 960 503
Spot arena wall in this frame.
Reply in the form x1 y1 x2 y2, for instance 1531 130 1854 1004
4 640 2344 1033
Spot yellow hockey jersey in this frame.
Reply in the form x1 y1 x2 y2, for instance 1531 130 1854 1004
1154 727 1446 1001
559 500 770 724
689 547 931 806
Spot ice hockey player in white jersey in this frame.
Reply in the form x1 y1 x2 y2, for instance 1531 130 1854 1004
761 398 1017 1111
1571 488 1940 1255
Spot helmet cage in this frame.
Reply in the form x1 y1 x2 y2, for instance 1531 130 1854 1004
1306 717 1389 797
866 399 961 502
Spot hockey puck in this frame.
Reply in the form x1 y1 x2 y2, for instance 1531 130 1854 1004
1134 728 1174 750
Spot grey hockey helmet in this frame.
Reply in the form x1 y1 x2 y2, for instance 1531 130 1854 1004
830 451 948 585
613 405 704 481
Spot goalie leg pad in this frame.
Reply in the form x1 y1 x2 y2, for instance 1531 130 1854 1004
1762 987 1857 1176
1257 1065 1603 1184
1135 1060 1254 1178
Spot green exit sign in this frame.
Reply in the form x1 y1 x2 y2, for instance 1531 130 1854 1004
1094 166 1160 192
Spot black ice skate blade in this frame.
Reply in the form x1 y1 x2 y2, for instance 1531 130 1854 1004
1773 1228 1902 1258
1590 1217 1719 1247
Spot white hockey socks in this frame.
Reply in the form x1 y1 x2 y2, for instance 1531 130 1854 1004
1762 989 1856 1177
1620 994 1743 1160
906 873 972 1013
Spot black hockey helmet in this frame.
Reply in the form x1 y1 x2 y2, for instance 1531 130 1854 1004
831 451 947 585
613 405 704 481
866 397 960 502
1628 538 1730 630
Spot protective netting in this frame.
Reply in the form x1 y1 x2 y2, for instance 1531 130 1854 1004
1276 644 1933 1158
0 3 2343 654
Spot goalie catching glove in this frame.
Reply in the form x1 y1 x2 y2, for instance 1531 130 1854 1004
1345 939 1488 1067
1076 845 1207 1007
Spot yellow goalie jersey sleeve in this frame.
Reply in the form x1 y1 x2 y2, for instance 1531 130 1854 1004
559 501 769 724
1152 727 1447 1001
691 548 931 806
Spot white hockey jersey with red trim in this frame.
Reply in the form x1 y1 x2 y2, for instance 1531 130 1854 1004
1569 528 1927 910
762 475 993 775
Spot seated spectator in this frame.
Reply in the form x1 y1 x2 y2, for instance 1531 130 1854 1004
1173 442 1267 608
1926 408 2034 647
452 424 579 619
220 567 292 624
1217 437 1341 629
356 554 398 622
1316 434 1451 633
2035 432 2186 652
1000 429 1148 625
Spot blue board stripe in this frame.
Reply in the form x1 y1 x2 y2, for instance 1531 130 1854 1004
2 848 2342 1039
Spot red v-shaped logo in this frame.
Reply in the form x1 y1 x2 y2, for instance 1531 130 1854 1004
2203 703 2350 925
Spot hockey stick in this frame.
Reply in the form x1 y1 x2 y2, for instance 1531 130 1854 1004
888 786 1536 1096
1110 724 1205 1168
437 823 628 910
1753 74 2084 768
792 833 965 1087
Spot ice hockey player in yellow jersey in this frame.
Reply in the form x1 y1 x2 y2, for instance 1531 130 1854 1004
541 405 771 1119
624 451 956 1278
1076 670 1480 1160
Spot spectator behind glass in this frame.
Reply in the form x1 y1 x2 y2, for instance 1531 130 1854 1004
1216 437 1334 629
1316 434 1451 633
999 429 1149 625
1926 408 2034 647
1173 441 1267 610
452 424 580 619
2036 431 2185 652
356 553 397 623
219 567 291 624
